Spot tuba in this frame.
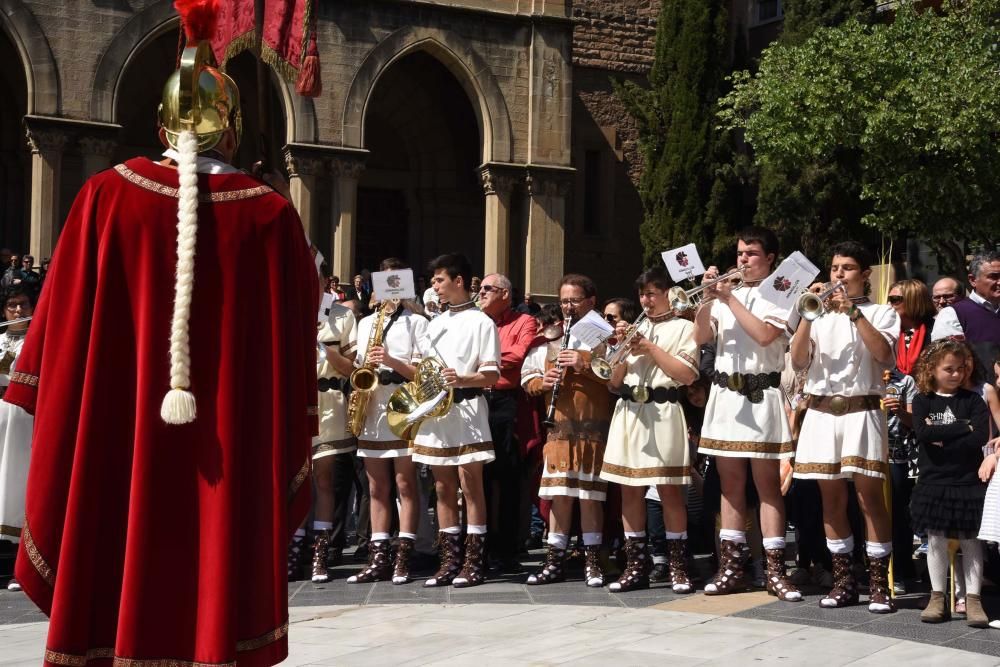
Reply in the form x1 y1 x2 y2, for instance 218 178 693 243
386 358 454 440
346 300 397 436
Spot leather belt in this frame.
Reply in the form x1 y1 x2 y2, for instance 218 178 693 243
806 394 881 416
621 384 679 404
452 387 484 403
377 370 406 385
318 377 349 393
711 370 781 404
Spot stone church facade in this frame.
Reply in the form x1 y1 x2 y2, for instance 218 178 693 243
0 0 769 298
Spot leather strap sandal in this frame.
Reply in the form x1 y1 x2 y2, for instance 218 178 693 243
819 552 859 608
765 548 802 601
527 545 567 585
705 539 749 595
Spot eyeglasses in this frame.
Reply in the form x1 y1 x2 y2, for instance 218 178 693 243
604 313 618 323
559 297 587 306
5 302 28 311
932 294 957 302
887 295 904 305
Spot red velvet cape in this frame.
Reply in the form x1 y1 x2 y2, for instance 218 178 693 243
6 158 317 666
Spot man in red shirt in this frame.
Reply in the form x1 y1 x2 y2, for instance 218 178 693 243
478 273 537 572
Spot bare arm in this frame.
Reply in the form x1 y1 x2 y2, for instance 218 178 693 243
325 346 356 377
789 319 812 372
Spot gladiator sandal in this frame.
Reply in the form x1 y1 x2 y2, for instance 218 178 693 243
584 545 605 588
819 553 859 608
453 533 486 588
287 534 307 582
609 537 651 592
866 554 895 614
526 545 567 585
765 548 802 601
424 532 464 587
704 540 749 595
347 539 392 584
311 531 332 584
392 537 415 585
667 539 694 594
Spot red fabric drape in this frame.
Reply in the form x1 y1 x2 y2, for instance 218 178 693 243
896 323 927 376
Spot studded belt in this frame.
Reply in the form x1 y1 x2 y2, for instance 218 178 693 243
711 370 781 404
318 377 349 393
806 394 881 416
620 384 679 404
452 388 484 403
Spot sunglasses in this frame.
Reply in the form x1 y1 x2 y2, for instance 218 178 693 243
604 314 618 324
479 285 502 294
887 295 904 305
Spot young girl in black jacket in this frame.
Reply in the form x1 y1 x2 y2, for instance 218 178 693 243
910 340 990 627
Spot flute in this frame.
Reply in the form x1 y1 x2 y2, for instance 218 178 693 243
543 313 574 428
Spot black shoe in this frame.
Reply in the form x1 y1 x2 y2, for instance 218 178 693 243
352 544 370 562
649 562 669 583
500 557 524 574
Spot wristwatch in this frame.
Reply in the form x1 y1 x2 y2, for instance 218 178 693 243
848 305 864 323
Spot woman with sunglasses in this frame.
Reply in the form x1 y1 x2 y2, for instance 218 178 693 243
888 279 935 378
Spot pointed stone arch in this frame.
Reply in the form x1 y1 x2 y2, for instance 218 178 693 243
342 26 513 164
0 0 59 115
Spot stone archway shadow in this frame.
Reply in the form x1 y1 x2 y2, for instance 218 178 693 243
0 0 59 115
342 26 514 164
89 0 317 143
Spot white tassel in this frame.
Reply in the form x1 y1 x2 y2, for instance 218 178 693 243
160 129 200 425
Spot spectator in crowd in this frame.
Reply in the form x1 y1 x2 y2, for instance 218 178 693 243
602 298 638 329
517 292 541 316
346 274 372 313
932 251 1000 384
470 276 482 304
1 256 17 290
478 272 537 573
888 279 935 377
931 276 965 312
328 276 347 301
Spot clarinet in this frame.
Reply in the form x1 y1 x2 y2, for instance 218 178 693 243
543 314 574 427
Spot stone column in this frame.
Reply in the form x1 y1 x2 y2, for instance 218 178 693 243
330 157 365 281
523 168 573 301
24 123 68 260
479 165 519 277
283 147 324 243
79 137 118 178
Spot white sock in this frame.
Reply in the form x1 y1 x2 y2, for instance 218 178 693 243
582 532 602 546
865 541 891 559
665 531 687 541
371 532 391 542
826 535 854 555
624 531 646 539
441 525 461 535
926 533 949 592
763 536 785 551
719 529 747 544
398 532 417 541
312 520 333 531
960 538 984 596
467 524 487 535
548 533 569 550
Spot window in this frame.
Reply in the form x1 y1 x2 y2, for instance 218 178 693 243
583 150 602 235
754 0 783 25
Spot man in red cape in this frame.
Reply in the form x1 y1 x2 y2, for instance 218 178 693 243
5 2 317 664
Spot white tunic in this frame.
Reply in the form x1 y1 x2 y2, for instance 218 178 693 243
412 303 500 466
0 331 32 544
314 303 358 458
602 316 699 486
793 300 898 480
699 285 797 459
354 309 428 457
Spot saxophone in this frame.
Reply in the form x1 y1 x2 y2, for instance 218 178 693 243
346 300 397 436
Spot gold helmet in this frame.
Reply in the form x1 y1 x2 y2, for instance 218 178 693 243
158 1 242 153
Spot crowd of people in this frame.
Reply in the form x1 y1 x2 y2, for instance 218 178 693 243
275 230 1000 624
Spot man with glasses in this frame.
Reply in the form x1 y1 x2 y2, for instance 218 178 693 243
523 274 613 587
932 251 1000 383
478 273 536 572
931 277 964 312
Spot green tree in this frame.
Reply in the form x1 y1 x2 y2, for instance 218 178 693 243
720 0 1000 270
781 0 876 43
616 0 747 267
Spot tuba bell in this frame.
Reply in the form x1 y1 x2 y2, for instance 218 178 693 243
386 357 454 440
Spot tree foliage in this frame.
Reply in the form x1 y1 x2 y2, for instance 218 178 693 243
616 0 749 267
720 0 1000 268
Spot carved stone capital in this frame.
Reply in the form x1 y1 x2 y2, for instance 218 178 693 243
331 157 365 180
284 147 325 178
525 168 573 198
479 165 520 196
79 137 118 158
25 126 68 155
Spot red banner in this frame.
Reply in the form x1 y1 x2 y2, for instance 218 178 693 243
209 0 320 96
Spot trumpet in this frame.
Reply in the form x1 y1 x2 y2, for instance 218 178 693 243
590 312 649 380
670 266 747 312
796 281 844 321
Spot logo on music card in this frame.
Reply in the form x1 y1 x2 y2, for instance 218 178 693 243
387 274 401 288
676 251 689 267
772 276 791 291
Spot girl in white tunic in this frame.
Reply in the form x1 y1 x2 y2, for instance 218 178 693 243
791 241 899 614
348 260 430 586
414 254 500 589
0 287 34 591
603 267 699 593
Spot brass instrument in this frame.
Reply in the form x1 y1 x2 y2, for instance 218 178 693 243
796 281 844 321
670 266 747 312
386 357 455 440
346 300 398 436
591 312 649 380
543 315 574 427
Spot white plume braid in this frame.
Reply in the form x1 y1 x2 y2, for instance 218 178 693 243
160 129 200 424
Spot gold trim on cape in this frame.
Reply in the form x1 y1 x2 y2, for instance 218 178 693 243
22 521 55 586
114 164 273 202
288 458 310 499
10 370 38 387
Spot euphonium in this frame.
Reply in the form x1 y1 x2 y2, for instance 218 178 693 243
346 299 398 436
670 266 747 312
590 312 649 380
386 357 454 440
796 281 844 321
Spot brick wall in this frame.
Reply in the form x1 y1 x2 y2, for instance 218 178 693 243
572 0 659 73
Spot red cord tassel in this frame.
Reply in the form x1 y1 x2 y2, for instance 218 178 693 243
296 54 322 97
